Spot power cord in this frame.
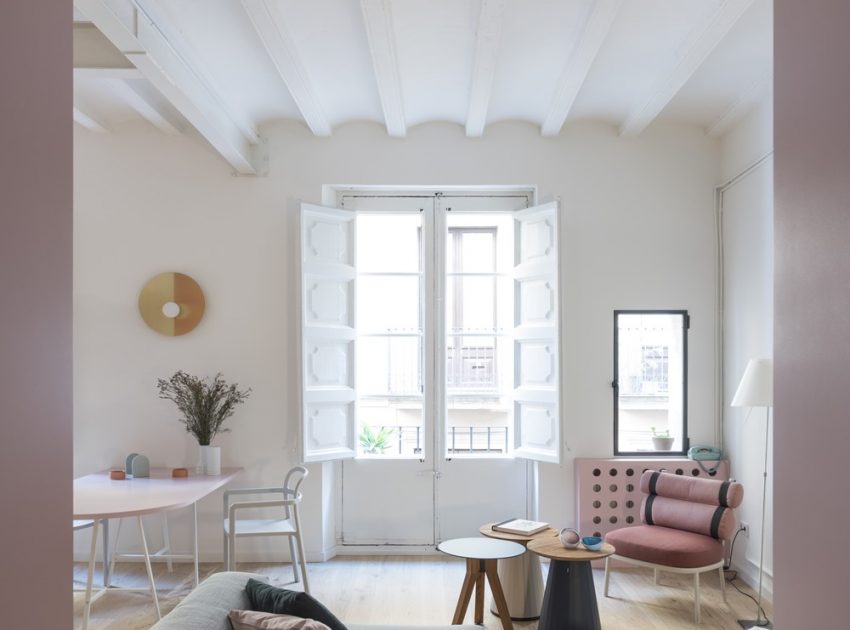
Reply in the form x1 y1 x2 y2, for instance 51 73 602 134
723 526 771 623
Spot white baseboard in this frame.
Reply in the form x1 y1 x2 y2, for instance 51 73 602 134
73 548 333 564
730 556 773 603
331 545 440 557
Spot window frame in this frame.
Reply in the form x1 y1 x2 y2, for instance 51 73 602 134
613 309 690 457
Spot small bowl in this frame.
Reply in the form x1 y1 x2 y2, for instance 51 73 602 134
559 528 581 549
582 536 604 551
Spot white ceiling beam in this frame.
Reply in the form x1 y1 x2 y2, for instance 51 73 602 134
112 80 181 135
73 105 109 133
541 0 623 137
74 0 260 174
74 23 133 69
135 0 259 145
360 0 406 137
706 74 771 138
241 0 332 137
74 67 142 79
620 0 756 136
465 0 506 137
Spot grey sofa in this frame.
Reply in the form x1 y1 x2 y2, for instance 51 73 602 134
150 572 478 630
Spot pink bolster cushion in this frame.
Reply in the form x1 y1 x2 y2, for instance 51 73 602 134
640 495 737 540
640 470 743 508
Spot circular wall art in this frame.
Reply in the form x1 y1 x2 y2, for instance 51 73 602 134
138 272 205 336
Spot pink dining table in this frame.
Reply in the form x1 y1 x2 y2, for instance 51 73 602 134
74 467 242 629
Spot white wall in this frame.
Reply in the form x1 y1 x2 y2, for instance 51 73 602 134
719 94 774 594
73 120 719 560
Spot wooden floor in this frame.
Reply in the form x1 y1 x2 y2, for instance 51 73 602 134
73 556 772 629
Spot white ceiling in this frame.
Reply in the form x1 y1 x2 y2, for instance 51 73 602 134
73 0 773 172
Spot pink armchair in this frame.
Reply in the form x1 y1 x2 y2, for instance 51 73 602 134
603 470 744 623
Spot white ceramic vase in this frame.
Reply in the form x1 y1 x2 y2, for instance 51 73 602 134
198 445 221 476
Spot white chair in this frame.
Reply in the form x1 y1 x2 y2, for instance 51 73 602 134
223 466 310 592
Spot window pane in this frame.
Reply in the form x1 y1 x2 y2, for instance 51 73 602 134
357 213 421 273
358 336 421 396
356 212 424 459
460 232 495 273
616 312 686 453
447 276 496 332
358 400 423 457
447 335 498 391
358 276 421 332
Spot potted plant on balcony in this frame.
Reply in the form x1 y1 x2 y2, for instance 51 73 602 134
157 371 251 474
359 425 395 455
651 427 675 451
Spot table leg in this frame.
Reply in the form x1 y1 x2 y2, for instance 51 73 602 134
162 513 173 572
192 502 200 587
452 559 478 625
489 551 544 620
484 560 513 630
101 519 110 587
538 560 601 630
474 560 485 624
83 519 100 630
137 516 161 619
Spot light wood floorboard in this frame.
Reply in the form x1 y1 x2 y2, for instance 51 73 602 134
73 557 772 629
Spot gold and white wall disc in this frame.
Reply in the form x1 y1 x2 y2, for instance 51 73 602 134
138 272 205 336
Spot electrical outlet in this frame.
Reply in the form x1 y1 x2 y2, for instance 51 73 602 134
740 522 750 536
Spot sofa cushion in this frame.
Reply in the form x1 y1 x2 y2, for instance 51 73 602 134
150 572 266 630
229 609 332 630
246 579 347 630
605 525 723 568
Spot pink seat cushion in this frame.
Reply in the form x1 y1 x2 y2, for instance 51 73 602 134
605 525 723 569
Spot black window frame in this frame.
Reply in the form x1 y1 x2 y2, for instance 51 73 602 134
613 309 690 456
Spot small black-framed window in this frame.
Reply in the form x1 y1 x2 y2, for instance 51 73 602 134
613 310 689 456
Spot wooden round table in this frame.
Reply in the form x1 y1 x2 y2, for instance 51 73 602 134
526 537 615 630
479 523 559 621
437 537 525 630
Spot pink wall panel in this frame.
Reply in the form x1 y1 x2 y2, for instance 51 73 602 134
0 1 73 626
775 1 850 626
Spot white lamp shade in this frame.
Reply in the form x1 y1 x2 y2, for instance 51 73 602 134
731 358 773 407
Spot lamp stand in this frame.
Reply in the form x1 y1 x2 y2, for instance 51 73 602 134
738 407 772 629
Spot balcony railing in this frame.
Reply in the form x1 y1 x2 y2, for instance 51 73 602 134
362 425 509 456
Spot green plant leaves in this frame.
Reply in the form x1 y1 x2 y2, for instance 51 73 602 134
157 371 251 445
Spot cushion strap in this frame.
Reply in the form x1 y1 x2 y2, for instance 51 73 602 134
644 494 656 525
709 506 725 539
719 480 731 507
648 471 661 495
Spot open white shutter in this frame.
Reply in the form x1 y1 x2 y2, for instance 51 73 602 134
300 203 357 462
512 201 561 464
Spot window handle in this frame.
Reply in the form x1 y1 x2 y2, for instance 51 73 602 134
611 379 618 389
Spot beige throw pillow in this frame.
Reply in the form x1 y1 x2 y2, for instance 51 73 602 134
228 609 333 630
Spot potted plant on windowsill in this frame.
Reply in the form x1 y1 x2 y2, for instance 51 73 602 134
157 371 251 475
651 427 675 451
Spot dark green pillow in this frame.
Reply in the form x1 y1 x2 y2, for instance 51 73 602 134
245 579 347 630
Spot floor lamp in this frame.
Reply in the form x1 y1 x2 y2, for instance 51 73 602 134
731 358 773 629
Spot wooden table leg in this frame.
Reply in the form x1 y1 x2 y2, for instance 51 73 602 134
485 559 514 630
474 560 485 624
452 559 478 625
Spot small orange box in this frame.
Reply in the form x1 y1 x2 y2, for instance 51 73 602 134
172 467 189 478
109 469 126 480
